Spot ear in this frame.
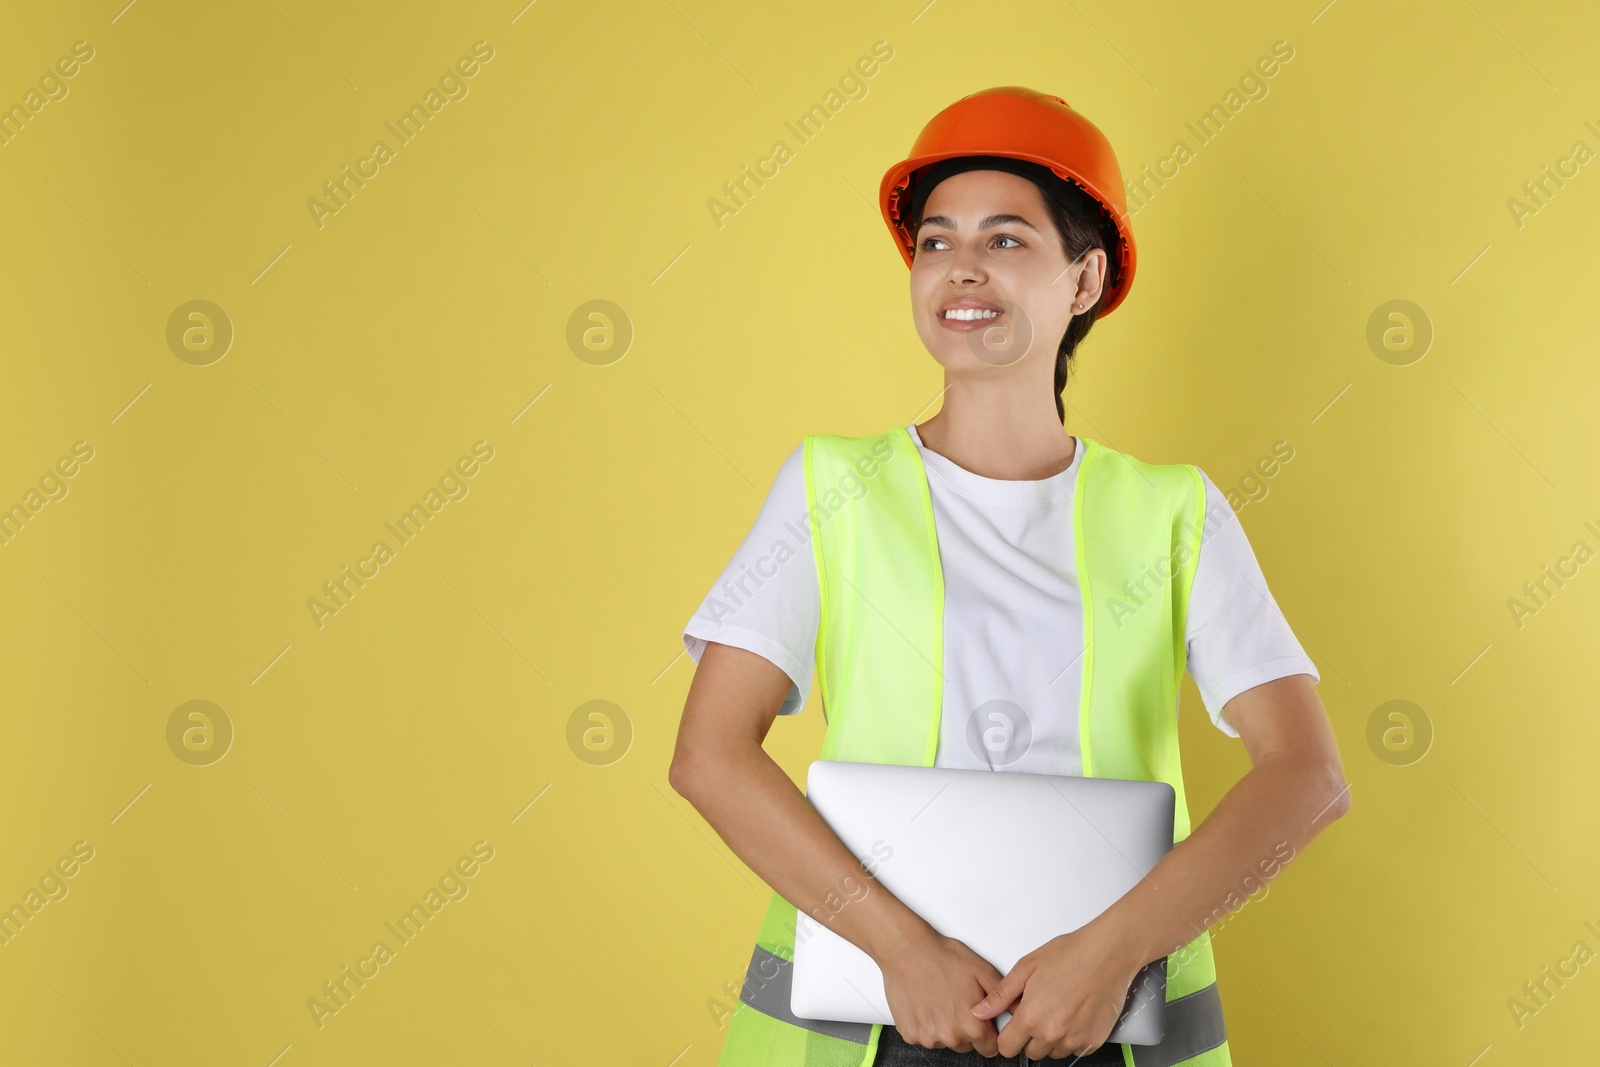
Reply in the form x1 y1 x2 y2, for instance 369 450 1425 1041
1072 247 1109 310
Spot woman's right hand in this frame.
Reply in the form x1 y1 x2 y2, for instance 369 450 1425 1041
876 927 1006 1056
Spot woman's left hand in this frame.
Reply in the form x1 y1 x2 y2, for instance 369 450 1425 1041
967 919 1146 1060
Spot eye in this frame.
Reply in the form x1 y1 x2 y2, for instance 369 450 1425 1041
918 233 1023 252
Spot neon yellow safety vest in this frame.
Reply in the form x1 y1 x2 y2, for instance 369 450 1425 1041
715 425 1231 1067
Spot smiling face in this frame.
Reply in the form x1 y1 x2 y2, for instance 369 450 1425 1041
910 168 1105 372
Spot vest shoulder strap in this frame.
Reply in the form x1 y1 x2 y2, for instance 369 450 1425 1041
1074 437 1208 839
1073 435 1207 680
803 427 940 765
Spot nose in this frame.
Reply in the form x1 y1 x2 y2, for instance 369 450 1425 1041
944 243 988 285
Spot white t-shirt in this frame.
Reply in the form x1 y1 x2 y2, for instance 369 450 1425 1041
682 424 1318 775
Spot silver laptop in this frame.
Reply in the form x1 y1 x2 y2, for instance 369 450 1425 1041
790 759 1173 1045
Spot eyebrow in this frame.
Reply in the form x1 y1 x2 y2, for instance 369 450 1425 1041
916 213 1042 234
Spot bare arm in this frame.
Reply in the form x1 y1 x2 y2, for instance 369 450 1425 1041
670 640 1006 1054
668 641 929 962
1088 673 1352 969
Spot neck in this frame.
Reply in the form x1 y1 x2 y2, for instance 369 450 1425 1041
914 380 1076 480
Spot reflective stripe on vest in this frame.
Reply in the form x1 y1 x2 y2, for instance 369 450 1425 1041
737 943 875 1044
716 427 1232 1067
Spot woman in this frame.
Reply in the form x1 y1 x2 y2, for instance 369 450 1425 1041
670 87 1350 1067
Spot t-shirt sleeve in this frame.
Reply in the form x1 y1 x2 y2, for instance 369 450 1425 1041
1183 469 1320 737
681 443 819 716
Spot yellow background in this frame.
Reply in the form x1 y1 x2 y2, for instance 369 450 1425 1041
2 0 1597 1063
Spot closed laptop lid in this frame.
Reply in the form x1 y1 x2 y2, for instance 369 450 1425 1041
790 760 1174 1045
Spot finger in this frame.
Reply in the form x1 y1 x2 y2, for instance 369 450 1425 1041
1023 1035 1057 1061
969 976 1014 1019
970 964 1027 1019
998 1023 1024 1062
951 1023 989 1055
962 1010 1001 1058
972 967 1002 996
969 965 1007 1027
994 1011 1031 1059
969 1026 1001 1059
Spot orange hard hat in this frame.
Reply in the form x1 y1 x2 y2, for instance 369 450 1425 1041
879 86 1137 316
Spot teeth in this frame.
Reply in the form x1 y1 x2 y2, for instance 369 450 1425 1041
942 308 1001 320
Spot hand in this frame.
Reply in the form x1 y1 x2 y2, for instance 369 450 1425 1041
968 920 1145 1060
877 927 1007 1056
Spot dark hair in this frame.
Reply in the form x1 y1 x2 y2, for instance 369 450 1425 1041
1033 180 1122 423
911 161 1123 424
